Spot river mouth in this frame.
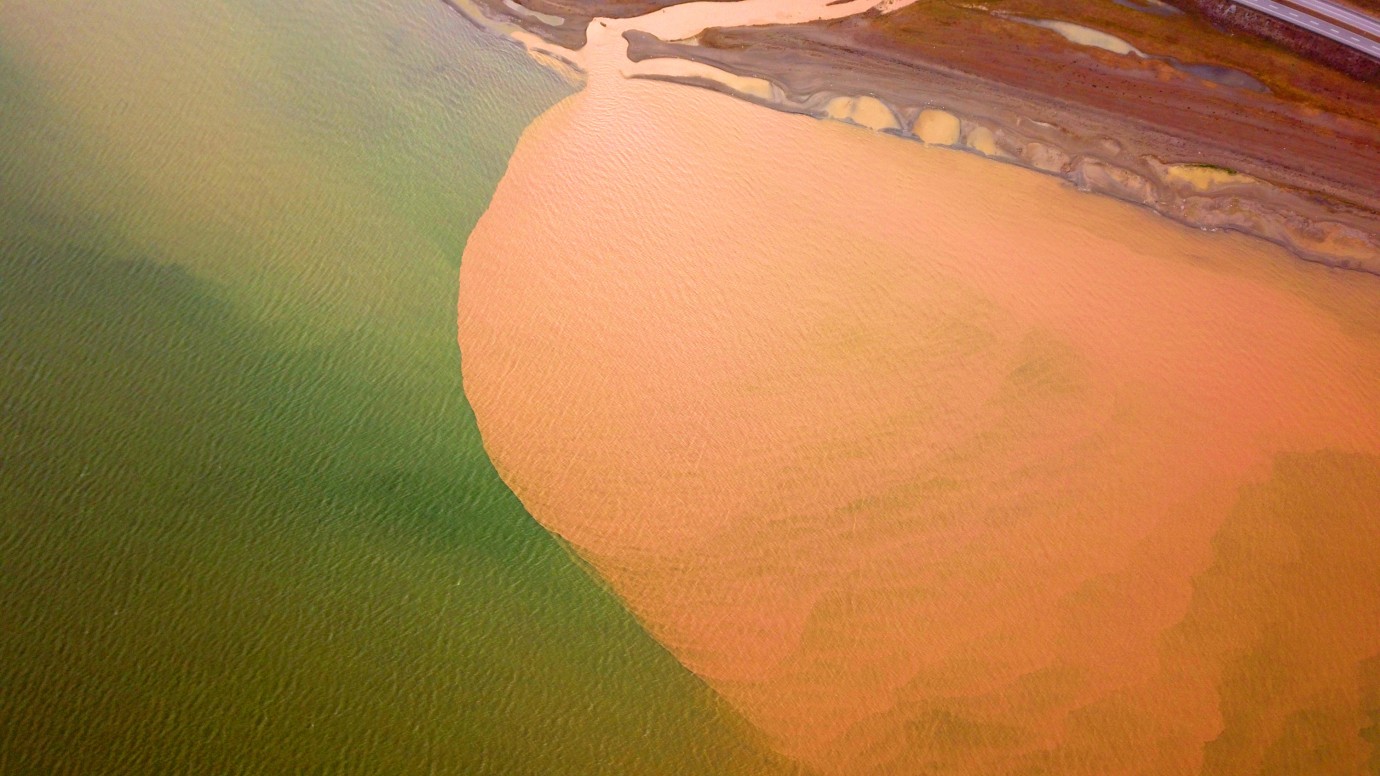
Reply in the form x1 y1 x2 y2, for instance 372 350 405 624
463 0 1380 274
458 63 1380 773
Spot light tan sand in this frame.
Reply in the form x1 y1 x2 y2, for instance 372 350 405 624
825 96 901 131
966 125 1000 155
637 56 778 100
492 0 919 82
458 76 1380 774
1162 163 1258 191
1021 18 1146 57
914 109 960 145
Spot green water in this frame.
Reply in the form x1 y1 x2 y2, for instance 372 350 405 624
0 1 790 772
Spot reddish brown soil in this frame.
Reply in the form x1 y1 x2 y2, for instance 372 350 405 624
1164 0 1380 80
688 1 1380 207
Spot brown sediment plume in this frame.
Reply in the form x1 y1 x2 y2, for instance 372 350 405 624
459 74 1380 773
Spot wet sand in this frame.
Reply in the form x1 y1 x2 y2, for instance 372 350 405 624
458 74 1380 773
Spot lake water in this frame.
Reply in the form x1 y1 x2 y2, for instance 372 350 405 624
7 0 1380 772
0 1 791 772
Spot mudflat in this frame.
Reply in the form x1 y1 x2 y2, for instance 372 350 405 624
466 0 1380 272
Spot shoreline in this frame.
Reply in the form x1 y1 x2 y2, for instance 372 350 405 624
451 0 1380 275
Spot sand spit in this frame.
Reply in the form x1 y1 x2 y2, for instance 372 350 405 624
825 95 900 131
636 67 1380 271
457 0 1380 273
913 109 961 145
459 75 1380 774
1016 17 1147 56
621 34 1380 274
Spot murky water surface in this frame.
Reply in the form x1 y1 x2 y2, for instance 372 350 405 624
8 0 1380 771
459 74 1380 774
0 2 790 772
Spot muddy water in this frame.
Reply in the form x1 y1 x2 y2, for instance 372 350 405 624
458 73 1380 773
0 2 795 772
